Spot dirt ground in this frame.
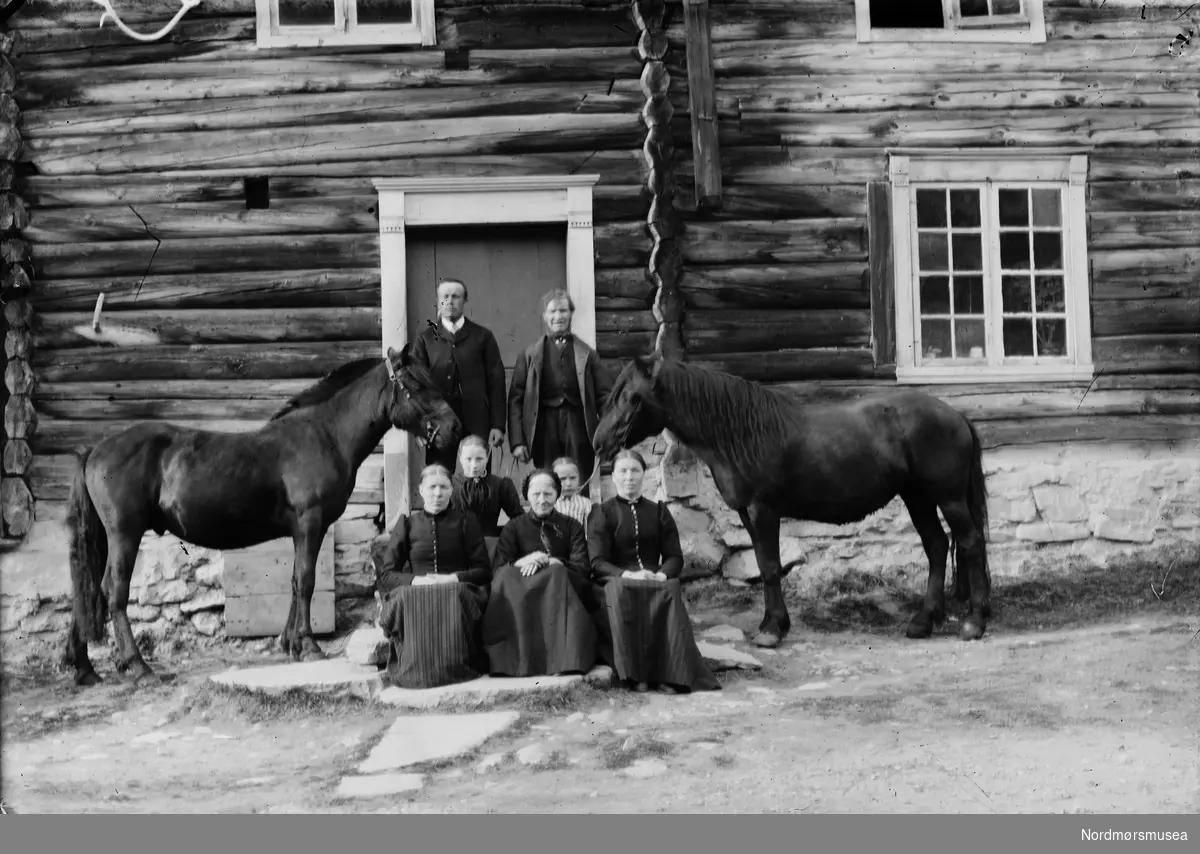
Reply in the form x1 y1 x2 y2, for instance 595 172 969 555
3 551 1198 815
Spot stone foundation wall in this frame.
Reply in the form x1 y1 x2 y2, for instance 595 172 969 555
3 436 1196 664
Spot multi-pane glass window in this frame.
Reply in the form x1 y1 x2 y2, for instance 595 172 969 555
258 0 432 47
910 182 1077 370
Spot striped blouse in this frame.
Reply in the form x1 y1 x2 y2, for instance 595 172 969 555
555 493 594 528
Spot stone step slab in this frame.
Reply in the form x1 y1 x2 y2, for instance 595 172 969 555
358 710 521 774
376 665 614 710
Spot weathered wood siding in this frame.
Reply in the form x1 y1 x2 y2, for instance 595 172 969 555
666 0 1199 446
11 0 657 515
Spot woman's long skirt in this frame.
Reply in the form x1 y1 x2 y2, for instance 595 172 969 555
378 582 488 690
594 577 720 692
481 564 598 677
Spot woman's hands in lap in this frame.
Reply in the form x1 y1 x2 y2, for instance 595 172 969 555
514 551 564 578
621 569 667 582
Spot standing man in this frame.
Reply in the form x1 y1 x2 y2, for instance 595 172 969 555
412 278 507 473
508 289 612 488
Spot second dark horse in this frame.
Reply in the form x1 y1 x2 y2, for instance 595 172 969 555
65 345 461 687
593 354 991 649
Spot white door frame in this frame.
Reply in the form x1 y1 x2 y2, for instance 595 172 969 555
372 174 602 525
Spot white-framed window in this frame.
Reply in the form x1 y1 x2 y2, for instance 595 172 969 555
888 151 1094 384
854 0 1046 43
255 0 437 48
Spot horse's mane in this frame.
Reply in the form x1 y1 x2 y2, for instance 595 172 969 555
269 357 381 421
656 359 795 473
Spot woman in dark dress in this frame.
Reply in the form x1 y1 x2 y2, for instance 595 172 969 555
587 449 719 694
376 464 493 690
481 469 598 677
451 434 524 559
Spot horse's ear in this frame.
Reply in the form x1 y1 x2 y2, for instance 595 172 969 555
633 352 664 382
396 343 415 366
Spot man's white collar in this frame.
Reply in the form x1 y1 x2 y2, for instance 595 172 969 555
442 316 465 334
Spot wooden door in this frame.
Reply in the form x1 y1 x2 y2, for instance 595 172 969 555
405 223 568 507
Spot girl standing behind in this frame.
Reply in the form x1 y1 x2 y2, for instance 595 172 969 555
552 456 593 528
451 434 525 559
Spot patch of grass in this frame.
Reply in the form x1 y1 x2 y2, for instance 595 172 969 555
710 753 735 768
684 578 760 614
786 693 903 726
182 681 391 725
945 689 1066 731
991 542 1200 633
596 731 677 771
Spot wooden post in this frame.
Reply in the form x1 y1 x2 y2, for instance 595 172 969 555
867 182 896 367
0 29 34 540
682 0 722 211
634 0 686 361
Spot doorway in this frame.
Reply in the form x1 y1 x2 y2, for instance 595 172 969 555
405 223 568 507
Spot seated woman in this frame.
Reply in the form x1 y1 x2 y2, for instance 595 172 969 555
375 464 492 690
587 449 719 695
450 434 525 559
552 456 593 528
481 469 598 678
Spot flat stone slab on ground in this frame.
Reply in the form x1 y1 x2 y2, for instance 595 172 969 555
696 641 763 671
701 624 746 643
337 773 425 798
209 659 383 698
358 710 521 774
377 665 613 710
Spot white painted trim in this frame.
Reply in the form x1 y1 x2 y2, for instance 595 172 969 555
373 174 602 524
255 0 437 49
853 0 1046 44
888 153 1094 386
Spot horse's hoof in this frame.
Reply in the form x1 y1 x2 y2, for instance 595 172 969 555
752 631 780 649
133 669 163 686
959 618 986 641
906 617 934 639
74 670 102 687
300 645 327 662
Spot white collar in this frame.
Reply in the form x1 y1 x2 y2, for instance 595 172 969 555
441 316 465 334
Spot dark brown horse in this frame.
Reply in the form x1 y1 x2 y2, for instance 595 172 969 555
593 353 991 648
65 345 461 687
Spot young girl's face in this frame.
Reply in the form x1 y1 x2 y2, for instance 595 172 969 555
459 444 489 478
554 463 580 498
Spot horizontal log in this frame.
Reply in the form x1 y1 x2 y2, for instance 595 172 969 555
1045 2 1199 41
1088 147 1200 182
679 263 869 310
22 81 647 137
13 0 255 28
32 234 379 280
28 450 387 503
598 330 657 360
1093 334 1200 374
23 198 381 243
1092 298 1200 338
677 219 866 265
709 39 1179 77
18 49 644 106
1090 247 1199 300
738 109 1198 148
683 309 871 354
25 113 646 175
32 341 383 383
685 348 886 382
34 379 312 401
666 1 853 43
20 152 648 206
34 396 292 422
6 395 38 439
597 310 658 335
33 307 382 350
1088 179 1200 213
28 419 265 454
673 181 867 219
686 147 886 187
15 16 256 71
595 267 654 306
700 73 1200 114
979 415 1200 450
34 268 383 312
1088 211 1200 250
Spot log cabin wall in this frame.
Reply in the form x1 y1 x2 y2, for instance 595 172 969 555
664 0 1199 443
1 0 662 652
641 0 1199 585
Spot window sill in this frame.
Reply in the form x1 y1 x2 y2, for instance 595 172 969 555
895 364 1095 385
857 28 1046 45
256 26 427 49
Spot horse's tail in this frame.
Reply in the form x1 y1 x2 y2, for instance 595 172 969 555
954 416 991 602
67 447 109 643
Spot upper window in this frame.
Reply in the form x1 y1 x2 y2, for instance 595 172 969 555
255 0 436 48
888 152 1093 384
855 0 1046 43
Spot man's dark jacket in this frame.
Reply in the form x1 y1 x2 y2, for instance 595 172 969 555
411 318 507 440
